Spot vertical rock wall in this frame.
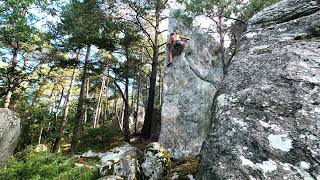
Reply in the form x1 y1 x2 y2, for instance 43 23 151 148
198 0 320 179
158 13 223 158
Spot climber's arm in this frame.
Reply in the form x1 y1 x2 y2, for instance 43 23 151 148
166 37 172 46
180 35 190 40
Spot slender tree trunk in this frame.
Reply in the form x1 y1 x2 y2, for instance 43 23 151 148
38 127 43 145
135 73 141 134
104 64 110 125
118 100 124 130
49 83 58 113
123 47 130 142
218 10 226 75
54 86 65 124
158 68 162 106
93 75 105 128
70 45 91 153
123 76 130 142
114 87 118 120
84 78 90 124
141 4 160 139
52 51 79 153
4 49 18 108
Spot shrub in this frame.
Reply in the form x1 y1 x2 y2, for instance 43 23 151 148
77 126 123 153
0 147 100 180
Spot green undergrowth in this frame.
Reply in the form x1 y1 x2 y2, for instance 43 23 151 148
0 146 100 180
76 126 124 153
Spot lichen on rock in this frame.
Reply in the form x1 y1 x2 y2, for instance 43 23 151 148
141 142 172 180
97 143 140 180
0 108 21 167
198 0 320 179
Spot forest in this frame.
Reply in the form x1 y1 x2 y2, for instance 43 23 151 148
0 0 286 179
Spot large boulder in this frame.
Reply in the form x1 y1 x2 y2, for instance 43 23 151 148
0 108 21 167
198 0 320 179
159 11 223 158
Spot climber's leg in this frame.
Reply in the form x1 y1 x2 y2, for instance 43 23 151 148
167 45 174 67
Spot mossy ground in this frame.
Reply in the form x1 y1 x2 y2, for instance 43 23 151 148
164 156 199 180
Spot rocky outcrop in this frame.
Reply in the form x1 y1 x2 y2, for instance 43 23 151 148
87 144 140 180
159 12 223 158
141 142 171 179
198 0 320 179
0 108 21 167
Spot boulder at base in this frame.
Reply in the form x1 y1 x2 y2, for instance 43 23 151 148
98 143 140 180
198 0 320 179
0 108 21 167
159 11 223 158
141 142 171 180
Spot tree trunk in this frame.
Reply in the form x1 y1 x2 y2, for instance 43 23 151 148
93 75 105 128
104 64 110 125
123 47 130 142
52 51 79 153
38 127 44 145
4 49 18 108
158 68 162 106
49 86 64 133
141 4 160 139
218 10 226 75
70 45 91 153
84 78 90 124
135 73 141 134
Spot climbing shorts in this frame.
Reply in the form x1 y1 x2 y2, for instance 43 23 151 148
174 40 182 47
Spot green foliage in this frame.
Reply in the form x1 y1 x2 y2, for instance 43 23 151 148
173 10 193 27
56 0 118 50
0 147 100 180
77 126 124 153
240 0 281 21
179 0 244 18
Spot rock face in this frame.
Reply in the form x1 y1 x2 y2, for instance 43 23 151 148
141 142 171 180
129 106 145 134
159 12 223 158
0 108 21 167
198 0 320 179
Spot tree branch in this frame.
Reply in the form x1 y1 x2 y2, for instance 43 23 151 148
139 15 156 29
113 80 126 102
144 47 153 60
223 15 246 24
135 15 155 48
158 42 167 48
158 29 167 34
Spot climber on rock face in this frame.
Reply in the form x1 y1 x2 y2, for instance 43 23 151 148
167 32 190 67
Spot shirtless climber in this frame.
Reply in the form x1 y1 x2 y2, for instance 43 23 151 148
167 32 190 67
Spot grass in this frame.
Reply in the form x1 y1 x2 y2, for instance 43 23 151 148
0 146 100 180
